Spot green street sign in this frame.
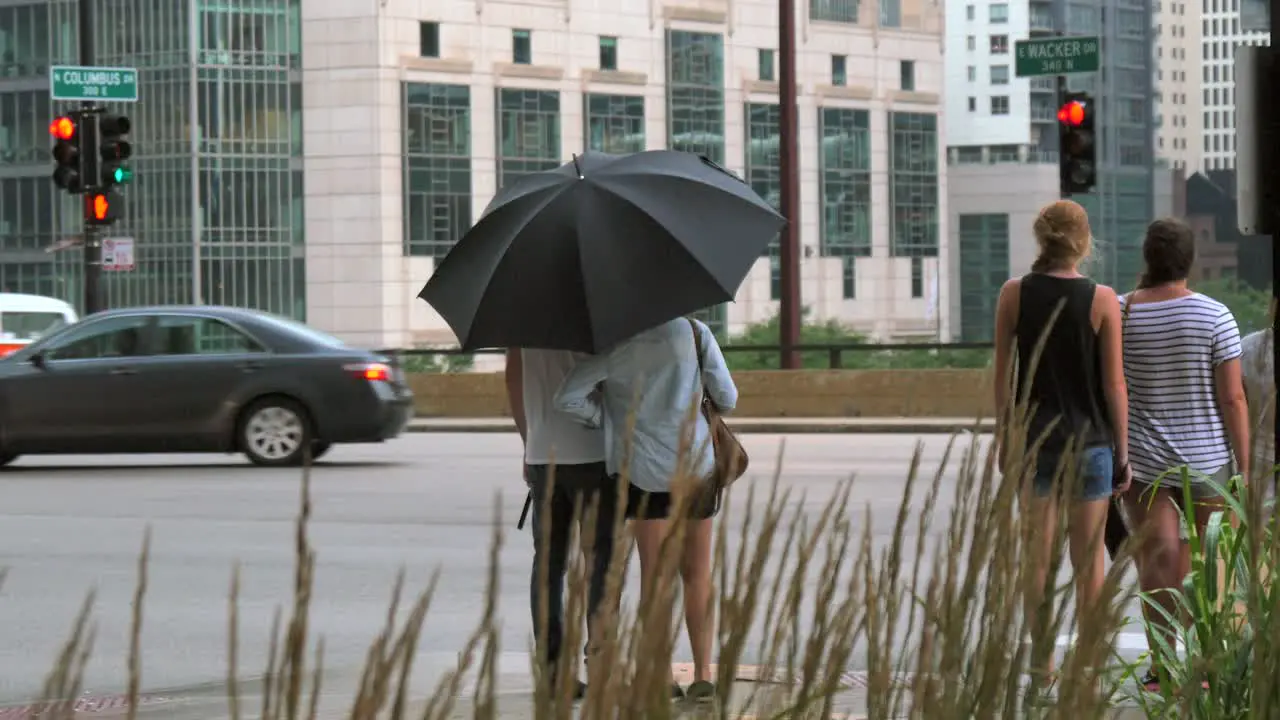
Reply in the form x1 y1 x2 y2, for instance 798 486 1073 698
50 65 139 102
1014 37 1100 77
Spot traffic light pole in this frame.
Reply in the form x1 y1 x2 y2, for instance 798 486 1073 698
1056 74 1068 199
79 0 103 315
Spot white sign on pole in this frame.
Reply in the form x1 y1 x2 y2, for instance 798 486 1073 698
102 237 136 272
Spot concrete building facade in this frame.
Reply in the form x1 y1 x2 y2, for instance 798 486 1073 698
1153 0 1203 173
1200 0 1270 170
301 0 950 349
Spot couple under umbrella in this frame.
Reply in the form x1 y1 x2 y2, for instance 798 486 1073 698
419 149 784 700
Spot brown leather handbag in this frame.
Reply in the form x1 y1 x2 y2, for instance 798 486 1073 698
687 319 749 489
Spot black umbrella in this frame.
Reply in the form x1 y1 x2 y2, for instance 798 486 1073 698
418 149 786 353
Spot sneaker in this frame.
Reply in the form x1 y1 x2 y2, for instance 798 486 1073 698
685 680 716 704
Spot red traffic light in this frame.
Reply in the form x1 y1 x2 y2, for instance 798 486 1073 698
49 116 76 141
1057 100 1087 127
90 193 110 221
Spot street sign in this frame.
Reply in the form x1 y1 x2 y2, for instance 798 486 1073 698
50 65 139 102
102 237 135 272
1014 37 1100 78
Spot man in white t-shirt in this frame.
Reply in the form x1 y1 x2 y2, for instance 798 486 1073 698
505 348 616 699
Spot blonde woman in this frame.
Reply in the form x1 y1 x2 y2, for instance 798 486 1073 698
992 200 1131 680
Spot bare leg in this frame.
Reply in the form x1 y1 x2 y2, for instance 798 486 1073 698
1025 493 1060 677
681 518 715 683
1067 497 1111 652
633 518 678 686
1122 485 1183 674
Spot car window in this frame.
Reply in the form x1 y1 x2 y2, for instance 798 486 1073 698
1 311 71 342
248 311 349 349
45 316 151 361
155 315 264 355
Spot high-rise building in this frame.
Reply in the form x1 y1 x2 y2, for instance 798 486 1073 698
304 0 949 348
1200 0 1270 171
943 0 1156 342
0 0 306 316
1154 0 1203 173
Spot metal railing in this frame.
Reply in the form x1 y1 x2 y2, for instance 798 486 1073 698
380 342 996 371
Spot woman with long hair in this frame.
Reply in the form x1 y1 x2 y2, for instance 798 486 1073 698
554 315 738 703
992 200 1131 680
1119 218 1250 692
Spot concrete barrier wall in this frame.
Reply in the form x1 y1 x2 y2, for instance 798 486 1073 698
406 369 996 418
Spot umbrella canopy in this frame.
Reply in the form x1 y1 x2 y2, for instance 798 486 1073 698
418 149 786 353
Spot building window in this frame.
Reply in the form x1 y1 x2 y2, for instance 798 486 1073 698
831 54 847 85
667 30 726 332
758 49 776 81
990 65 1010 85
880 0 901 27
888 112 939 258
598 36 617 70
900 60 915 91
967 65 976 81
968 97 976 111
809 0 859 22
991 96 1010 114
746 103 783 298
512 29 532 64
403 83 471 258
496 88 560 190
585 94 645 154
842 257 857 299
818 108 872 259
966 4 975 19
666 30 725 165
989 3 1009 22
958 214 1010 341
419 21 440 58
910 256 924 298
990 34 1009 54
966 36 976 51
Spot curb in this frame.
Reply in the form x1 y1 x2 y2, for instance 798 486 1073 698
407 421 995 435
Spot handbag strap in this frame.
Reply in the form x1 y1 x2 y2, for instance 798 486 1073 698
686 318 707 399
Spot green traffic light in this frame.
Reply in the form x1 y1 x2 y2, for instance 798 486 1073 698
112 166 133 183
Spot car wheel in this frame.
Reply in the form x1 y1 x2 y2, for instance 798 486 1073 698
309 442 332 461
239 397 312 467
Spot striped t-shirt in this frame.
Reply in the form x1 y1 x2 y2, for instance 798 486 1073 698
1121 292 1243 487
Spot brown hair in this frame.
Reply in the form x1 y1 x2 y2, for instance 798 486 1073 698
1137 217 1196 289
1031 200 1092 273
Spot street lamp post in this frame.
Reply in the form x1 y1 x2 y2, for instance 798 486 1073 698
778 0 802 369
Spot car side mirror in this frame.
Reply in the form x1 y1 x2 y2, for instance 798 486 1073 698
30 352 46 369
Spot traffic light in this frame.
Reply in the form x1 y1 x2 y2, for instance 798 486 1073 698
85 190 121 227
49 115 84 193
1057 92 1096 195
97 114 133 187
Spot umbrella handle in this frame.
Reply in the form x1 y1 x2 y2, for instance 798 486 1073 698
517 491 532 530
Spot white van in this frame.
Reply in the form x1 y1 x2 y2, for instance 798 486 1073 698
0 293 79 357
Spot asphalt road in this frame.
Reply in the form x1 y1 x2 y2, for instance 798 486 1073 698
0 433 1146 717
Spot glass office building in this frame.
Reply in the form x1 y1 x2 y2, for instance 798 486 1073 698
0 0 304 317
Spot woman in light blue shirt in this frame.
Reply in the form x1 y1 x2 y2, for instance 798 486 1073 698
555 316 737 702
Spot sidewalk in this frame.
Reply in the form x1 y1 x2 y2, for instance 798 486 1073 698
408 417 995 435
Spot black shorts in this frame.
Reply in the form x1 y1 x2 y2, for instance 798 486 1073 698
624 478 720 520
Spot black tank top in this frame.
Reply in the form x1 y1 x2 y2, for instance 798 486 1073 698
1014 273 1112 453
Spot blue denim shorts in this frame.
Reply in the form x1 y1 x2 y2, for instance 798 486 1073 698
1032 445 1114 501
